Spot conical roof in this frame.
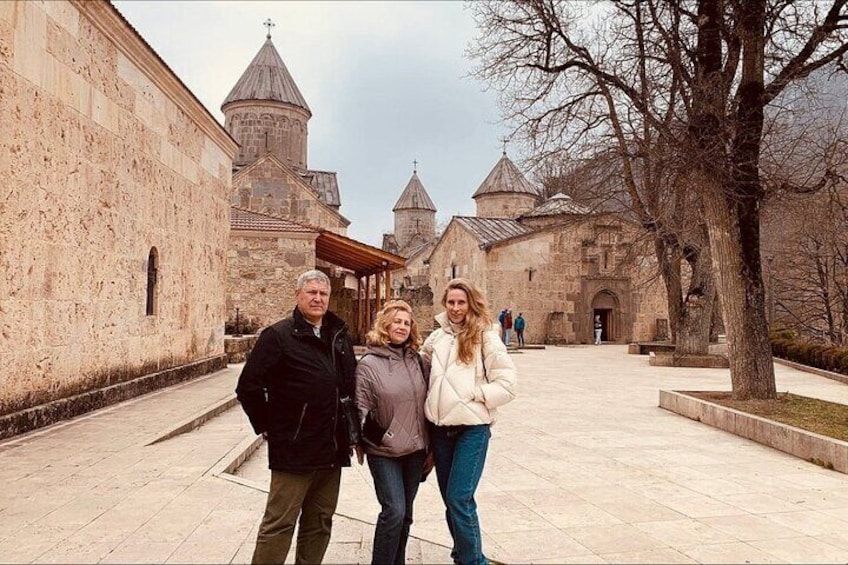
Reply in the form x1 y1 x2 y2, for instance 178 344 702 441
222 37 311 114
392 172 437 212
472 154 540 199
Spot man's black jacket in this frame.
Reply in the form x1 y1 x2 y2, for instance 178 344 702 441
235 307 357 472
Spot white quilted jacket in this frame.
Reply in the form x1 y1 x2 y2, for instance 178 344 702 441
421 312 517 426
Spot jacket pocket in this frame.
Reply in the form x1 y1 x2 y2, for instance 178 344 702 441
292 403 308 441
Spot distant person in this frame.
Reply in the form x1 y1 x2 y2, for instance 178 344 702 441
514 312 526 348
497 308 507 342
354 300 431 565
421 278 517 565
502 308 514 346
235 269 358 564
594 314 603 345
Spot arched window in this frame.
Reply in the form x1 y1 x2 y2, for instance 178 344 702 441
146 247 158 316
451 264 457 279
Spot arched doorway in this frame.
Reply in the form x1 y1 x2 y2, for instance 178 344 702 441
591 290 618 343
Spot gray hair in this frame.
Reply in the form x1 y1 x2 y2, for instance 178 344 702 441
296 269 331 290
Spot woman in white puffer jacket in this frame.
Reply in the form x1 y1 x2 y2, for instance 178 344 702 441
420 278 517 565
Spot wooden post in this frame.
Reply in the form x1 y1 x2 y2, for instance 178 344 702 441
385 269 391 302
365 275 372 332
356 276 362 340
375 271 382 310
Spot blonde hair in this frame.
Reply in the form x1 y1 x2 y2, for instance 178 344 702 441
365 300 421 351
442 278 492 364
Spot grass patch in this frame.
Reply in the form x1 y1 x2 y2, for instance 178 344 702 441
687 391 848 442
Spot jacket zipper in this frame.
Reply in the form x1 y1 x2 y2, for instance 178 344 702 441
292 403 308 440
332 387 339 456
331 327 346 458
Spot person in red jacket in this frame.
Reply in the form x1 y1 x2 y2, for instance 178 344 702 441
502 308 514 346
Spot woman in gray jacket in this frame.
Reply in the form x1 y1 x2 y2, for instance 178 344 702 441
355 300 431 565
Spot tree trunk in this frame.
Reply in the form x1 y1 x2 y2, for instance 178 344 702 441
655 237 682 342
689 0 775 400
676 244 715 356
700 173 775 399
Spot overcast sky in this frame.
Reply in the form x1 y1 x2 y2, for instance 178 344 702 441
112 0 516 247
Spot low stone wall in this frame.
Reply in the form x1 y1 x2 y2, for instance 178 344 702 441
628 342 676 355
649 352 730 368
659 390 848 473
0 355 227 441
225 335 260 364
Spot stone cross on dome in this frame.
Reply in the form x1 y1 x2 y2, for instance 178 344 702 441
413 159 418 173
264 18 275 39
500 136 510 156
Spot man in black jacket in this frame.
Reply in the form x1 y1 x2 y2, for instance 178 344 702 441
236 269 357 564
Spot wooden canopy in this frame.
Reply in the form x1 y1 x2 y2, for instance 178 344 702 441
316 231 405 277
315 230 406 341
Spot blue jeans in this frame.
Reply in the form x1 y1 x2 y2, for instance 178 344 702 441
432 424 491 565
366 450 427 565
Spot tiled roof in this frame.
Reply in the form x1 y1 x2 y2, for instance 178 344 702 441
230 206 316 233
455 216 534 248
393 172 437 211
222 38 310 113
523 192 591 217
302 170 341 207
404 239 433 258
472 155 541 198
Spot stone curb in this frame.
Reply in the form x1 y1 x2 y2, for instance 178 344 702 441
659 389 848 473
774 357 848 386
0 354 227 441
146 394 239 445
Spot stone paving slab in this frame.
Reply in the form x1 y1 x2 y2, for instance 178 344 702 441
3 346 848 563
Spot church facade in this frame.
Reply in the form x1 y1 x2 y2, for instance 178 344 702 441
385 154 668 343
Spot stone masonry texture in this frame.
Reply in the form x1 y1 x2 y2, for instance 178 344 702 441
0 1 235 416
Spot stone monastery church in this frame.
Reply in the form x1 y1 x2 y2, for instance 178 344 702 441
382 156 668 346
0 0 665 439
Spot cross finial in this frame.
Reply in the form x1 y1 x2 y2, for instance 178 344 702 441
500 136 510 156
413 159 418 174
264 18 275 39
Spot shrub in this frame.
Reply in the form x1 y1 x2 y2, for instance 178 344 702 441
770 334 848 377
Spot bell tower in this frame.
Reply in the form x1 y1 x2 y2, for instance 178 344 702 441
221 21 311 171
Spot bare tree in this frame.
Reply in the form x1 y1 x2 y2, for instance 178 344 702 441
761 71 848 346
765 181 848 345
471 0 848 399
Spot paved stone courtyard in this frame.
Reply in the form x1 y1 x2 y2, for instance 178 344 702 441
3 345 848 563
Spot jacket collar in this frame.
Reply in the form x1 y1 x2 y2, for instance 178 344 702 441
292 307 347 336
435 311 459 334
365 343 414 360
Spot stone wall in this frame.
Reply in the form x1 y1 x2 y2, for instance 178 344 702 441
485 230 582 345
427 223 488 310
224 100 309 171
474 193 539 219
227 231 317 329
394 208 435 251
233 155 347 234
398 286 436 336
0 1 236 417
